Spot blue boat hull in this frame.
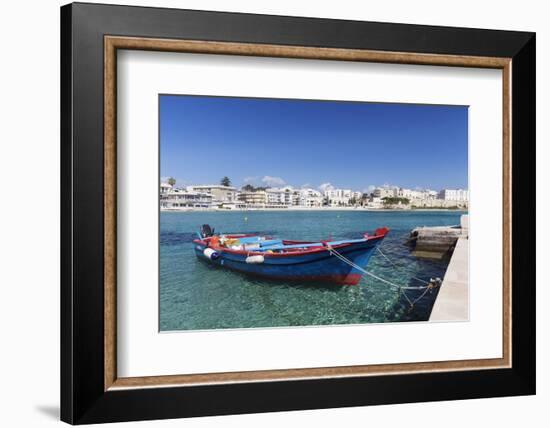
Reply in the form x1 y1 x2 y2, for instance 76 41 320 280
194 238 383 285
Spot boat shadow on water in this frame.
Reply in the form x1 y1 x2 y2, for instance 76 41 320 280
194 255 349 292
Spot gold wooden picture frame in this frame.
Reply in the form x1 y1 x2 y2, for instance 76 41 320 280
104 36 511 391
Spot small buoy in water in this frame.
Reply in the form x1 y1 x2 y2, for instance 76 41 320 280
244 216 248 221
203 248 220 260
245 254 264 264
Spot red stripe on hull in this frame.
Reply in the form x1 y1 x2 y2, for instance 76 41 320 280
313 273 362 285
254 273 363 286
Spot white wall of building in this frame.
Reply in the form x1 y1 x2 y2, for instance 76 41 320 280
439 189 469 201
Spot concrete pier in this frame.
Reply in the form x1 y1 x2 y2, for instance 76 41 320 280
409 223 462 259
429 215 469 321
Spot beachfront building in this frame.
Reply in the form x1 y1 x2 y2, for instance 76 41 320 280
186 185 238 203
372 187 439 201
324 189 362 206
160 188 213 210
265 188 285 207
283 186 301 206
395 188 439 202
373 187 397 198
238 187 301 208
265 186 299 207
438 189 469 202
238 190 268 208
395 188 424 199
160 182 173 194
363 196 384 209
299 188 323 207
423 189 439 199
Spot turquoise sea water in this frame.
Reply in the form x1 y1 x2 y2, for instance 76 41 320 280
160 210 465 331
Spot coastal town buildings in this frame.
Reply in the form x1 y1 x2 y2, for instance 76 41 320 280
238 188 299 208
396 188 438 200
373 187 437 200
160 182 469 211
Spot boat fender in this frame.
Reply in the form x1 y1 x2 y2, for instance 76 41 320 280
245 255 265 264
203 248 220 260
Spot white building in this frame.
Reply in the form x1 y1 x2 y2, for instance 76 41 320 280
324 189 361 206
373 187 396 198
265 188 284 206
160 182 172 194
438 189 469 202
364 196 384 209
299 188 323 207
423 189 439 199
396 188 423 199
160 188 213 209
238 190 268 207
281 186 300 205
395 188 438 200
372 187 439 202
265 187 299 206
186 185 238 203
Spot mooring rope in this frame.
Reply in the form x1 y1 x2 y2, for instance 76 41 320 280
376 247 431 285
326 244 440 309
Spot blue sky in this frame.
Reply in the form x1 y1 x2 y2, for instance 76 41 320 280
160 95 468 191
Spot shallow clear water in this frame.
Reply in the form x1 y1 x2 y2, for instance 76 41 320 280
160 210 465 331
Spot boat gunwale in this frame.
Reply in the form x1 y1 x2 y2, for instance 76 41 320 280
197 243 379 268
193 229 388 258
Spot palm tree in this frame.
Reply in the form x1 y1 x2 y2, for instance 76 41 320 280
167 177 176 186
220 176 231 187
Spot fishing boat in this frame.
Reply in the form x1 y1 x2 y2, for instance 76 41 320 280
193 224 390 285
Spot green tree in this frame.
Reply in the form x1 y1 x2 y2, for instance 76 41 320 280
382 196 410 205
242 184 255 192
220 176 231 187
167 177 176 186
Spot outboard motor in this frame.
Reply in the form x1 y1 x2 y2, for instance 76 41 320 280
200 224 215 239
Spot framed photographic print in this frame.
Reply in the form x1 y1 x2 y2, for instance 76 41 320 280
60 2 535 424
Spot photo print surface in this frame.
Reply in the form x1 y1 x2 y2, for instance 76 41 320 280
159 94 469 331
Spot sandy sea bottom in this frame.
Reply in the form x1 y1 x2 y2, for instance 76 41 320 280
160 210 465 331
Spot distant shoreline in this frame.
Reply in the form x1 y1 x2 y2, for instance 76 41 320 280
160 207 467 213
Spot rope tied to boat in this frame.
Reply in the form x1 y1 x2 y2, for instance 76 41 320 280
325 244 441 309
375 247 431 285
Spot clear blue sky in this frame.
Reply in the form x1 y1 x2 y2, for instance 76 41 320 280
160 95 468 191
